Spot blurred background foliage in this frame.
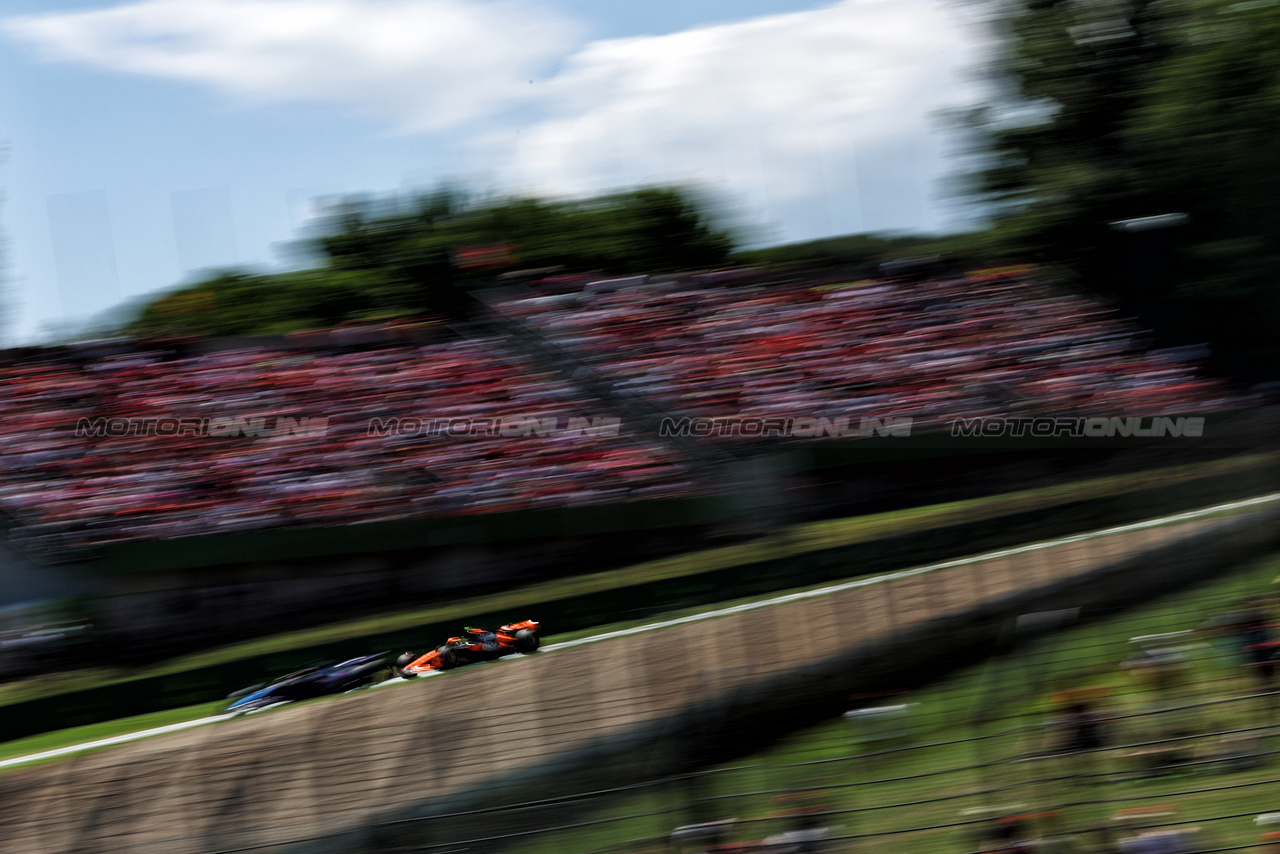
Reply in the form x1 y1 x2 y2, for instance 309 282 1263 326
128 186 735 338
966 0 1280 379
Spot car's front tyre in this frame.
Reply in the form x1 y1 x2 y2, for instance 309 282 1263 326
394 652 420 679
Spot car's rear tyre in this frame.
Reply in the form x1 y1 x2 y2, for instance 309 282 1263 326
514 629 540 653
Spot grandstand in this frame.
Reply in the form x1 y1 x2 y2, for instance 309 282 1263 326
492 265 1246 438
0 337 699 552
0 265 1253 555
0 261 1268 668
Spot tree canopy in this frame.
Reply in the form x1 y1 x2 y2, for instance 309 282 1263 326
128 186 734 338
964 0 1280 378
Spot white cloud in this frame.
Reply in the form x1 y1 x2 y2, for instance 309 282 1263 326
4 0 989 238
2 0 580 131
489 0 990 237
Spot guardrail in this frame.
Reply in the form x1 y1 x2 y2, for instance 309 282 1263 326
68 494 738 575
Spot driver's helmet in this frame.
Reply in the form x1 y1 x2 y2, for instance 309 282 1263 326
394 652 417 671
465 626 486 636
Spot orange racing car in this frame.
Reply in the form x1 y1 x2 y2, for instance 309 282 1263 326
394 619 541 677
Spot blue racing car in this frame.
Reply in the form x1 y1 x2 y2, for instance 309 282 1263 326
225 652 394 714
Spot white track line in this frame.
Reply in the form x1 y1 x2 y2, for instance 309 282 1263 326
543 491 1280 652
0 714 229 770
2 491 1275 771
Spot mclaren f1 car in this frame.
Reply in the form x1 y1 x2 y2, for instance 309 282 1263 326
394 620 540 677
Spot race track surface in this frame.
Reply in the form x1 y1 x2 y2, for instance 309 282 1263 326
0 513 1243 853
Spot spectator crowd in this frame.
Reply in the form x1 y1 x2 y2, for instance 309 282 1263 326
0 339 697 550
0 265 1254 550
497 266 1243 432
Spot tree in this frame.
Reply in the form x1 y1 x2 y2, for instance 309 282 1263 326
963 0 1280 378
127 185 735 338
1128 0 1280 370
129 269 402 337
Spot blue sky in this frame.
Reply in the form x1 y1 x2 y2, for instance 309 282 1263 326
0 0 989 343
